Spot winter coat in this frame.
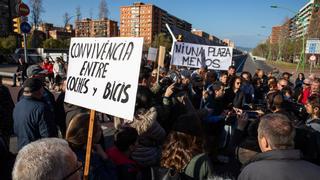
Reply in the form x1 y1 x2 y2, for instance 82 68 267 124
106 146 139 180
184 153 214 180
13 96 58 150
0 85 14 141
129 107 166 166
238 149 320 180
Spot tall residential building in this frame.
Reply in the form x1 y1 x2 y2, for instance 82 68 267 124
270 0 320 41
120 2 192 47
270 26 284 44
0 0 18 36
289 0 314 38
191 29 210 39
75 18 119 37
223 39 235 48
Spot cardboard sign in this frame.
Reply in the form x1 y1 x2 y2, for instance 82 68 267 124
65 37 144 120
306 39 320 54
147 47 158 61
171 41 233 70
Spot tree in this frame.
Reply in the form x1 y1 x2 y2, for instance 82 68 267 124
42 38 60 49
0 36 17 54
30 0 44 29
42 38 70 49
252 42 268 58
151 33 172 51
99 0 109 19
76 6 81 21
63 12 70 29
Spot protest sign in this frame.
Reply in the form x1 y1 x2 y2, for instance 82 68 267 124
171 41 233 70
147 47 158 61
65 37 143 120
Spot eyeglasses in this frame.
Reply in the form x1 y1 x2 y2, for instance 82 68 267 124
62 161 83 180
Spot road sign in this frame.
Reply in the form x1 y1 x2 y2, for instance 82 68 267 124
16 3 30 17
20 22 31 33
310 55 317 62
306 39 320 54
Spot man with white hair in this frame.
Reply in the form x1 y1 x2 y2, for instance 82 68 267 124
12 138 81 180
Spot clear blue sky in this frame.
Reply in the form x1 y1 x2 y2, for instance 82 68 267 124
25 0 309 48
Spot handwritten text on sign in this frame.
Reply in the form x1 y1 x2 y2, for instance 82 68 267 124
172 41 233 70
65 37 143 120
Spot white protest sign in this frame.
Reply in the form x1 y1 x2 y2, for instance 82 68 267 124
65 37 143 121
306 39 320 54
171 41 233 70
147 47 158 61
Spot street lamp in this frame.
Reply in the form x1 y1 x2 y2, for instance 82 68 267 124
271 4 306 72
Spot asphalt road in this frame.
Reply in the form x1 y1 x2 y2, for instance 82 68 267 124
240 55 274 75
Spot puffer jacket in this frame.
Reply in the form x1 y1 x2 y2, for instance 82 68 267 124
129 107 166 166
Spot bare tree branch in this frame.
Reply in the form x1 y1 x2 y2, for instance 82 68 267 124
76 6 81 21
29 0 44 29
99 0 109 19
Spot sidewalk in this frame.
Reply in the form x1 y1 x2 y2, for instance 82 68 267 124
266 60 320 79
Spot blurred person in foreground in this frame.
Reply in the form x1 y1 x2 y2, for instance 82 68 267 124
12 138 81 180
238 113 320 180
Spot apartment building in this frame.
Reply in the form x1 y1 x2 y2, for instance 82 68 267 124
120 2 192 47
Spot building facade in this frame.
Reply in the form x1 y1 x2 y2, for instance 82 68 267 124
37 23 75 39
223 39 235 48
289 0 314 39
120 2 192 47
270 25 284 44
75 18 119 37
191 29 210 39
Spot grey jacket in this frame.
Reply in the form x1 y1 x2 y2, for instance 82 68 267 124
238 149 320 180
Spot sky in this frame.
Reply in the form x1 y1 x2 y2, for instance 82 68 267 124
24 0 310 48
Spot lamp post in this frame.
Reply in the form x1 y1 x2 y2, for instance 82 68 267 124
270 5 306 72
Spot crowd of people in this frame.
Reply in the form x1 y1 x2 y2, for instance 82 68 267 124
1 56 320 180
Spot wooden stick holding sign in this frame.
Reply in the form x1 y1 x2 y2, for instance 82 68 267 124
157 46 166 83
83 110 96 180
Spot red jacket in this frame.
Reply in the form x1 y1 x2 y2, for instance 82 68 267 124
299 87 311 104
106 146 139 173
41 62 53 74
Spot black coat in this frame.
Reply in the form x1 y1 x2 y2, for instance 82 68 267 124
238 149 320 180
13 96 58 150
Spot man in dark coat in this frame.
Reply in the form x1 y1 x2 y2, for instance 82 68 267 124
0 77 14 146
13 78 57 150
238 113 320 180
12 57 28 87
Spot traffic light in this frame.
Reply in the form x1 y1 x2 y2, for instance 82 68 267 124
13 17 21 34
